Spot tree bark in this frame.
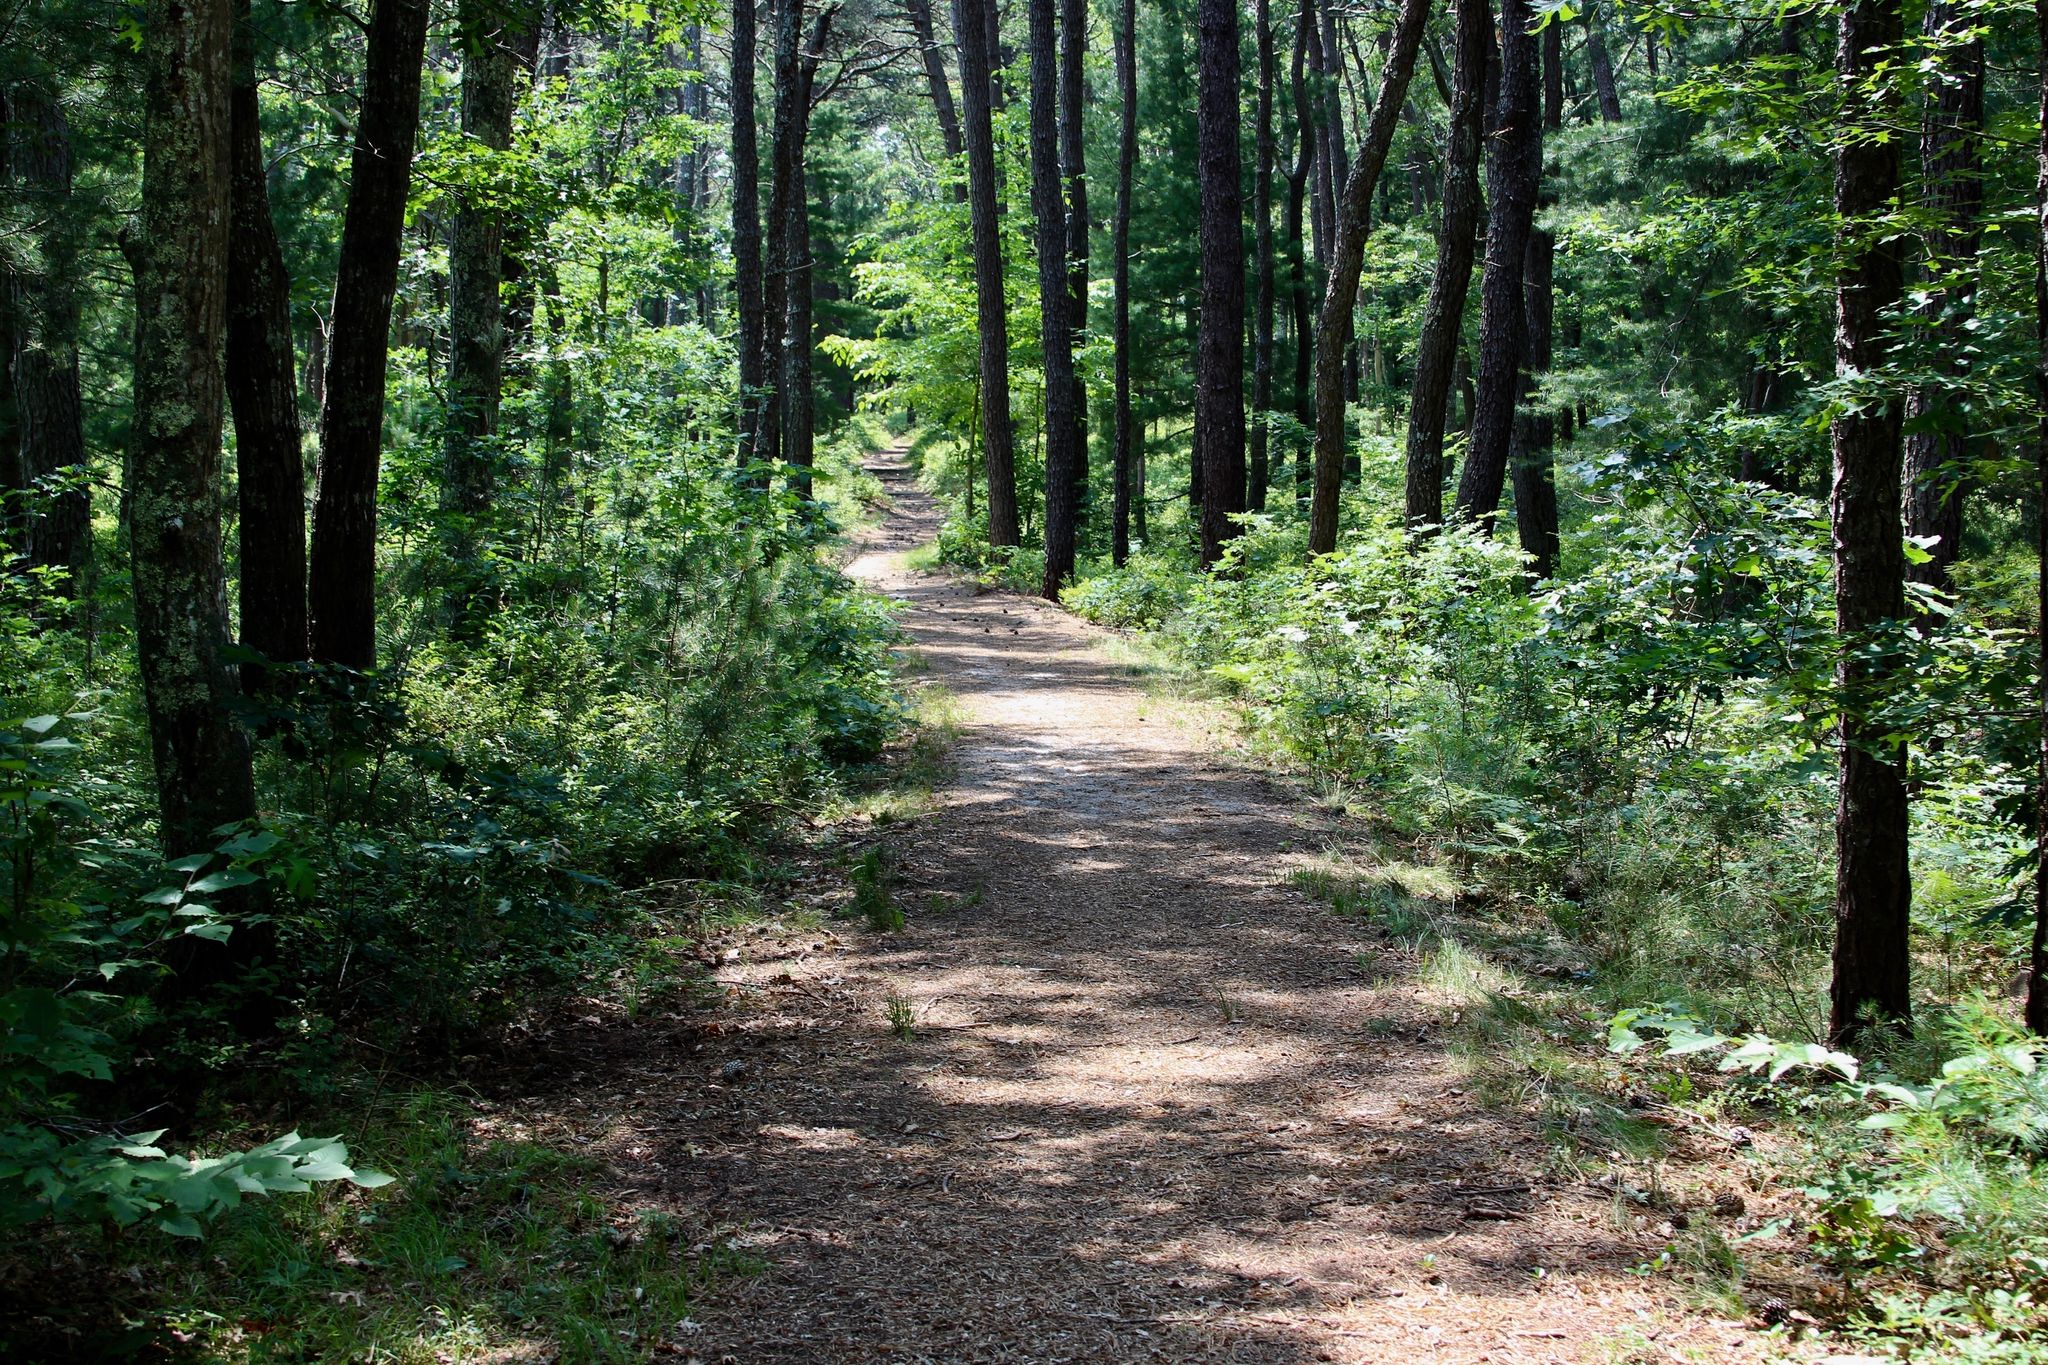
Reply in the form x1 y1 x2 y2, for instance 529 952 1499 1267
1452 0 1540 529
2029 0 2048 1037
1060 0 1089 523
1305 0 1430 557
1508 16 1560 579
1586 0 1621 122
956 0 1020 544
1287 0 1314 498
1828 0 1912 1047
1250 0 1277 513
308 0 430 669
1901 0 1981 599
1401 0 1484 536
907 0 966 199
1111 0 1136 565
733 0 768 471
1194 0 1246 566
1031 0 1079 594
8 72 92 592
131 0 260 855
774 4 832 498
440 0 533 632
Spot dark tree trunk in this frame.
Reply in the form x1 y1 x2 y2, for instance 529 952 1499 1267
1305 0 1429 557
1194 0 1246 567
131 0 260 856
228 0 306 675
1452 0 1540 528
1287 0 1315 499
761 0 800 476
1586 0 1621 121
1828 0 1912 1047
956 0 1021 545
1509 17 1560 579
778 5 832 498
1031 0 1078 594
8 74 91 591
0 96 16 532
308 0 431 670
1401 0 1484 536
733 0 768 470
2029 0 2048 1037
1901 1 1982 599
1112 0 1137 565
1250 0 1277 513
907 0 966 201
1060 0 1089 524
440 0 534 632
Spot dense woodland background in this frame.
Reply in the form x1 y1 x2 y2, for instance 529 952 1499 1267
10 0 2048 1356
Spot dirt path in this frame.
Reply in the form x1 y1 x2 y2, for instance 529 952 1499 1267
523 453 1783 1363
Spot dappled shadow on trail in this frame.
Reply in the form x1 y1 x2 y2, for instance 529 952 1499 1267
493 456 1775 1363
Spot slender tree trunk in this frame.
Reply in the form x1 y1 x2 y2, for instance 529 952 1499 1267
1452 0 1540 528
227 0 306 674
1031 0 1079 594
1194 0 1246 566
131 0 259 855
1305 0 1430 557
760 0 800 476
1901 1 1982 599
733 0 768 472
1250 0 1277 513
907 0 967 201
308 0 430 669
1287 1 1314 498
0 96 16 534
1059 0 1088 507
1401 0 1484 535
1586 0 1621 121
1112 0 1137 565
2028 0 2048 1037
440 0 532 631
8 72 91 592
1508 17 1560 579
956 0 1020 544
1828 0 1912 1047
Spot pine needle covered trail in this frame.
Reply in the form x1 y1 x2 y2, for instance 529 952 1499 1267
650 454 1777 1363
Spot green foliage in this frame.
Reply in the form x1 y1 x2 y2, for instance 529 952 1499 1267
848 845 902 933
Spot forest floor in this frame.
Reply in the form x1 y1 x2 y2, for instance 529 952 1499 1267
481 451 1809 1364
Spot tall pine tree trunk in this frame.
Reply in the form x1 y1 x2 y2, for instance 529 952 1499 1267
228 0 306 673
1401 0 1484 536
1287 0 1314 498
1111 0 1137 565
1250 0 1277 513
1059 0 1088 522
1902 0 1982 597
8 73 91 592
733 0 768 470
1453 0 1540 528
441 0 533 631
1828 0 1912 1046
908 0 967 202
308 0 430 669
1194 0 1245 566
955 0 1020 545
1031 0 1079 594
1508 17 1561 579
1305 0 1429 558
2029 0 2048 1036
1586 0 1621 121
